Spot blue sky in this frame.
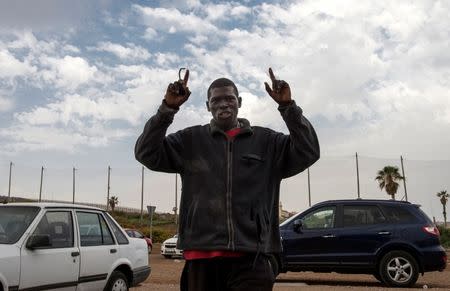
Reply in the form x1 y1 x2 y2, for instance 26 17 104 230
0 0 449 218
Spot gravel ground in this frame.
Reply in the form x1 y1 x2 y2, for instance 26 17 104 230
132 244 449 290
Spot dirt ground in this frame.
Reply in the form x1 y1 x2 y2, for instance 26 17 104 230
133 244 450 290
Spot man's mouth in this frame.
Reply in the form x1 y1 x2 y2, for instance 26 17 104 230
218 111 231 118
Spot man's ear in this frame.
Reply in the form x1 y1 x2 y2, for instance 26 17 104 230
206 100 210 111
238 97 242 108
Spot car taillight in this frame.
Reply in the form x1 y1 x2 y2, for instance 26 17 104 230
422 225 440 236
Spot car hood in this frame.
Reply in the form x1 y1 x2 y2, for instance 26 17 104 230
163 237 178 244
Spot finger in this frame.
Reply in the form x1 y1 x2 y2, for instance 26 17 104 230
183 69 190 85
264 82 274 97
278 80 288 91
183 88 191 101
168 83 177 94
269 67 276 82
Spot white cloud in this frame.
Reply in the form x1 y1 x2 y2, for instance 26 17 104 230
0 123 131 153
93 41 151 61
39 55 98 90
143 27 158 40
204 3 251 21
0 48 36 78
15 92 143 126
0 95 14 112
133 5 218 35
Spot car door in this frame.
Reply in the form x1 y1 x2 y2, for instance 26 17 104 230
20 210 79 291
338 204 392 266
76 211 118 291
282 205 339 268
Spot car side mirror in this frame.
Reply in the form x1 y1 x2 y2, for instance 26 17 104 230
293 219 303 233
26 234 51 250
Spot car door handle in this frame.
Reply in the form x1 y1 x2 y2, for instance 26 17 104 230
322 234 336 238
378 231 391 235
71 251 80 257
110 249 117 254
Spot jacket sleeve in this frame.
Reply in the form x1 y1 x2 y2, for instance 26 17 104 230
134 101 185 173
274 100 320 178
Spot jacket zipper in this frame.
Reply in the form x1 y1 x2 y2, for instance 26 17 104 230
226 140 235 250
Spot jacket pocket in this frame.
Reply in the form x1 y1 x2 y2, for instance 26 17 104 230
241 154 265 164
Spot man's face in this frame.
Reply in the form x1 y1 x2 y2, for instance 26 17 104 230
207 86 242 131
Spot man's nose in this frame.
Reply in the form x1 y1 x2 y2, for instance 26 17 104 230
218 100 229 108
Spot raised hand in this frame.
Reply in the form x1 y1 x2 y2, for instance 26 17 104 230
264 68 292 105
165 69 191 109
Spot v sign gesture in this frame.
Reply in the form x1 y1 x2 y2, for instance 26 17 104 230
165 69 191 109
264 68 292 106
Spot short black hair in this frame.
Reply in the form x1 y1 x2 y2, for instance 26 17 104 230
207 78 239 99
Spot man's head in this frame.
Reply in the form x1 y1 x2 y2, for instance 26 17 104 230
206 78 242 131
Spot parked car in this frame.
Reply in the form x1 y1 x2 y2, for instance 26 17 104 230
161 234 183 258
277 199 447 287
125 228 153 253
0 203 150 291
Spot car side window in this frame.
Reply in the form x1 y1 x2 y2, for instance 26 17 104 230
302 207 336 229
33 211 73 248
381 205 418 223
343 205 386 227
77 212 114 246
105 213 129 245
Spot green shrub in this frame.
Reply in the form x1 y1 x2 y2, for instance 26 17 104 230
150 229 175 243
438 226 450 248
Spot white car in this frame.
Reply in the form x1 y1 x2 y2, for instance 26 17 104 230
0 203 150 291
161 234 183 258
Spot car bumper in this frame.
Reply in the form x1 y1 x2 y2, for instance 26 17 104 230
161 246 183 257
132 266 151 286
421 246 447 272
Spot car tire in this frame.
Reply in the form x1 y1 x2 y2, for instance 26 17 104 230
104 270 129 291
379 250 419 287
163 255 172 259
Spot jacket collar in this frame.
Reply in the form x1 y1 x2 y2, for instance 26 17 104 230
210 118 253 137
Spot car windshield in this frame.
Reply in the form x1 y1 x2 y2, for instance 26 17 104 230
0 206 40 244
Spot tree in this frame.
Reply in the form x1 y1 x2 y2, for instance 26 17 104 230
109 196 119 212
436 190 449 227
375 166 404 200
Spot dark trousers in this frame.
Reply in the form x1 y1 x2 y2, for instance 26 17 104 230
180 254 275 291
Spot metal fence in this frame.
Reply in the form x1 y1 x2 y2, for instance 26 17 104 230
1 155 449 222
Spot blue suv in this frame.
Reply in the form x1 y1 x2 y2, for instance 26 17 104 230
277 199 447 287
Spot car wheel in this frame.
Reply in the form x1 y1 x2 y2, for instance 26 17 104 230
104 270 129 291
379 250 419 287
163 255 172 259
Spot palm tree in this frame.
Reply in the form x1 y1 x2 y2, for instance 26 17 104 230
375 166 404 200
436 190 449 227
109 196 119 212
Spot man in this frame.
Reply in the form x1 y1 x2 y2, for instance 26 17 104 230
135 68 320 290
